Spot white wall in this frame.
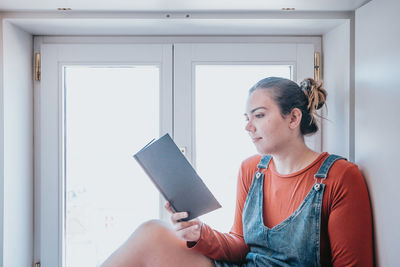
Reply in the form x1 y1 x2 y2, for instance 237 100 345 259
2 21 33 267
322 20 351 159
355 0 400 266
0 16 4 266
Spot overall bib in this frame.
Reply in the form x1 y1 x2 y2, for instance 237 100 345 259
214 154 344 267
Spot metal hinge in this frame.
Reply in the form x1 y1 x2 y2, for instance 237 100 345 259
34 261 40 267
314 52 320 82
34 52 41 81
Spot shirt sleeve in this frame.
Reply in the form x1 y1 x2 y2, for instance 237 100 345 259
188 160 253 263
328 164 374 267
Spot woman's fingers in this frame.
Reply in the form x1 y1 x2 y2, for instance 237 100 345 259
164 201 175 214
176 221 202 242
164 201 201 242
165 201 189 223
171 211 188 223
174 220 197 231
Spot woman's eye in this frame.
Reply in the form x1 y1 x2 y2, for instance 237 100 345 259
255 114 264 118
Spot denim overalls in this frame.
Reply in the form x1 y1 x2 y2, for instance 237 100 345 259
214 154 345 267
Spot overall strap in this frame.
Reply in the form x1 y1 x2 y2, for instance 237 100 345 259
257 155 272 169
314 154 346 179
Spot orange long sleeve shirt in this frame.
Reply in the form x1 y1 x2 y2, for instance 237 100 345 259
190 152 374 267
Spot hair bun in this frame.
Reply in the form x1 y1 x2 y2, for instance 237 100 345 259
300 78 327 123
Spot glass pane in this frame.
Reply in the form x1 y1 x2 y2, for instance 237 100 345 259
64 66 160 267
195 65 292 232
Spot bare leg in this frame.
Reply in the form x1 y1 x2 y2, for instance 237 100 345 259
101 219 215 267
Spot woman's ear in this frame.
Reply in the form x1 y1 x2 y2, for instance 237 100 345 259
288 108 302 130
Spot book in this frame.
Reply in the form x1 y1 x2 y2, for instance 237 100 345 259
133 133 222 221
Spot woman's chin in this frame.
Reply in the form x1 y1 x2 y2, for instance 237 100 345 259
255 146 270 155
255 144 275 155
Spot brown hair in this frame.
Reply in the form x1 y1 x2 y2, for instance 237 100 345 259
300 78 327 125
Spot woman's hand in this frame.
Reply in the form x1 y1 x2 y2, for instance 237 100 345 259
165 201 202 243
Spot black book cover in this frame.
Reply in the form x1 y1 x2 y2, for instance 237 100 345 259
133 133 221 221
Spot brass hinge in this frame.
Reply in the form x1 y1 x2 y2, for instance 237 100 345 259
314 52 320 82
34 261 40 267
34 53 41 81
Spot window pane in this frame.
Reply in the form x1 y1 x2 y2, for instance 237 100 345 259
195 65 292 232
64 66 159 267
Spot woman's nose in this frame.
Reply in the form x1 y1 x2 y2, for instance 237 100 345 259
245 120 255 132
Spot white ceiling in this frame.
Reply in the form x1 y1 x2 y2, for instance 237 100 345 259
0 0 370 12
1 0 370 36
7 17 349 35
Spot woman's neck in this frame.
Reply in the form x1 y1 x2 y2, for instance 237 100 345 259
271 142 320 175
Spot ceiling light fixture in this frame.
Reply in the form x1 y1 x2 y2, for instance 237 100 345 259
57 8 72 11
282 8 295 11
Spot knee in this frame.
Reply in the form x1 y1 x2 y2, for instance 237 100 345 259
138 219 170 231
101 220 173 267
133 219 172 240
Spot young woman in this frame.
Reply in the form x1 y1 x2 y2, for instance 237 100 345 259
102 77 374 267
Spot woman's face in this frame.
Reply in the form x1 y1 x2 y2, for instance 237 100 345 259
244 89 292 155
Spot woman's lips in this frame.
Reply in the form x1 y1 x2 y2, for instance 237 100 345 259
252 137 262 142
